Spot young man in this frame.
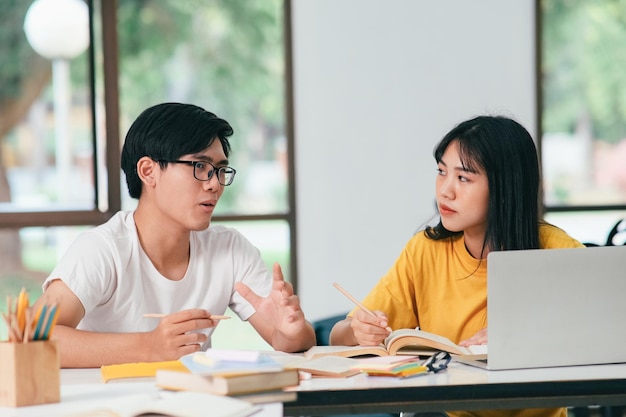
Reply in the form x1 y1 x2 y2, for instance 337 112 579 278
39 102 316 367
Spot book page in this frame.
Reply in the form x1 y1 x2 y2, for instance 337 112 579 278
350 355 421 371
303 344 388 359
128 391 259 417
180 352 284 376
65 392 260 417
385 329 471 356
467 344 488 355
291 356 362 377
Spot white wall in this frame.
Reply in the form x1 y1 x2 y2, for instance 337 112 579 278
291 0 537 321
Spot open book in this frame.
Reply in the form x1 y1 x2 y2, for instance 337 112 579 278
68 391 260 417
305 328 487 359
270 354 363 378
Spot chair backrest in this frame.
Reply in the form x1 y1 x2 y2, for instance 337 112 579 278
312 313 348 346
606 219 626 246
583 218 626 247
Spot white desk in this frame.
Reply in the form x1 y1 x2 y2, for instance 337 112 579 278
3 363 626 416
285 361 626 415
0 368 283 417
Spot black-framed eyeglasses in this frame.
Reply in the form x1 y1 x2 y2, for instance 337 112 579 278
422 351 451 373
158 160 237 186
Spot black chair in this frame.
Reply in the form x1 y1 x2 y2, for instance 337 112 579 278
606 218 626 246
313 313 348 346
583 218 626 247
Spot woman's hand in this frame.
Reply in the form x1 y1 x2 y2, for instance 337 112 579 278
349 308 392 346
459 327 487 347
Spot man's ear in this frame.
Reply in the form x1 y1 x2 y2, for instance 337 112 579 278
136 157 158 188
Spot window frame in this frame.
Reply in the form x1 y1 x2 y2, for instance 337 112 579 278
536 0 626 215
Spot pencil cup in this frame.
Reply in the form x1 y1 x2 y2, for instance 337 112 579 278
0 340 60 407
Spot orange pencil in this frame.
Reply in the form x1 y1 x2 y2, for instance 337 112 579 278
15 288 28 334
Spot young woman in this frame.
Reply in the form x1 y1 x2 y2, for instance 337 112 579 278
329 115 583 417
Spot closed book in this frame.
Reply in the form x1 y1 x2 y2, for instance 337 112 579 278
156 368 300 396
100 360 189 383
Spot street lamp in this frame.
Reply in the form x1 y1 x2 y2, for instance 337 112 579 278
23 0 89 204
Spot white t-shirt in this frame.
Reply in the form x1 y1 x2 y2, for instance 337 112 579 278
43 211 272 348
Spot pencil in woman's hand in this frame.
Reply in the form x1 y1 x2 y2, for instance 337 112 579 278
333 282 393 332
332 282 377 318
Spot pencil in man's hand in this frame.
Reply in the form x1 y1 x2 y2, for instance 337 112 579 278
143 313 231 320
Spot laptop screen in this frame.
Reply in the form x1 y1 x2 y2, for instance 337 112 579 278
485 246 626 370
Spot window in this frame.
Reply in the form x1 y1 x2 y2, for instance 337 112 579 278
0 0 295 348
540 0 626 244
115 0 290 214
0 0 120 224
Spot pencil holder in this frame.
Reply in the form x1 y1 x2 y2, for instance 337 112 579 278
0 340 60 407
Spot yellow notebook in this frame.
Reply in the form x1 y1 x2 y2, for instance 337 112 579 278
101 360 189 383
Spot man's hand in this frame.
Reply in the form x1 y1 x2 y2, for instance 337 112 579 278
47 304 218 367
235 263 315 352
143 309 217 361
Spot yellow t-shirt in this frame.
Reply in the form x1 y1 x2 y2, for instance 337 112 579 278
357 223 584 417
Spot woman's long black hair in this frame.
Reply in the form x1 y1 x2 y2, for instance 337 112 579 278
425 115 541 254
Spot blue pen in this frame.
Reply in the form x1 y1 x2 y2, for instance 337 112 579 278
41 305 57 340
32 304 47 341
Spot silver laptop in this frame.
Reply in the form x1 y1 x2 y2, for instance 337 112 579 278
458 245 626 370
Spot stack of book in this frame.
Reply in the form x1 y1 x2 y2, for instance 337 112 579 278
156 349 300 399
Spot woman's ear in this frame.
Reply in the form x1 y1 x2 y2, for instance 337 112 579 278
136 157 158 189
